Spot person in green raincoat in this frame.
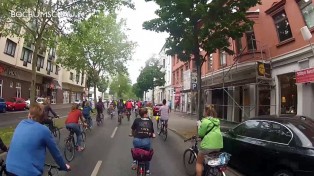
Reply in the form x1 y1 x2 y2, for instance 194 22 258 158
196 104 223 176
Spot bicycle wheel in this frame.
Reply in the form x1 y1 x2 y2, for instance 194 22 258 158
157 119 161 129
118 115 122 125
183 148 197 176
137 163 146 176
64 139 75 162
52 127 60 144
162 128 167 141
81 132 86 148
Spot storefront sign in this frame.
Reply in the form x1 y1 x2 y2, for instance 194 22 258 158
296 67 314 83
257 62 271 78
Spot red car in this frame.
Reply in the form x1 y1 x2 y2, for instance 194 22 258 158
6 97 27 111
153 103 163 116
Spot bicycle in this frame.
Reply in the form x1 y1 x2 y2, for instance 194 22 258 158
129 134 155 176
157 119 167 141
183 135 231 176
45 163 71 176
63 126 86 162
96 112 104 126
126 109 131 121
118 111 123 125
47 116 61 144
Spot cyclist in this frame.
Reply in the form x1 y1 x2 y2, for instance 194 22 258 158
146 102 153 119
126 100 133 116
130 108 155 175
0 137 7 152
6 104 70 176
42 98 59 130
159 99 170 131
196 104 223 176
65 104 86 152
117 99 125 118
82 101 94 128
96 98 105 122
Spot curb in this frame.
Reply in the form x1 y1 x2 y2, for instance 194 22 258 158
167 128 187 140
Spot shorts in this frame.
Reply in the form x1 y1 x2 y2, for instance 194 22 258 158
199 148 220 155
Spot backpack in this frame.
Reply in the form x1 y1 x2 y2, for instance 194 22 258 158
96 102 103 110
118 102 124 109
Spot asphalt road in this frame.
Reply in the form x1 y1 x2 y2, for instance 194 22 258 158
44 112 196 176
0 108 71 128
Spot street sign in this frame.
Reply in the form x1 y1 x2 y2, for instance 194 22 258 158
192 83 197 90
191 72 197 83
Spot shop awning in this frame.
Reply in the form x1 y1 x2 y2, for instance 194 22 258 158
50 80 61 89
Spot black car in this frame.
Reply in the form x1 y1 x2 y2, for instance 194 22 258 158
223 115 314 176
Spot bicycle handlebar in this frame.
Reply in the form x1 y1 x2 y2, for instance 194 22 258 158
45 163 71 171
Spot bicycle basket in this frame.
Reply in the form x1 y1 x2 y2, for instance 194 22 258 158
204 152 231 167
131 148 154 162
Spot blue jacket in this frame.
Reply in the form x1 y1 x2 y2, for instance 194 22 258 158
6 119 67 176
82 106 93 116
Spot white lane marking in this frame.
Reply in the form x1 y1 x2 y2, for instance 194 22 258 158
111 127 118 138
91 160 102 176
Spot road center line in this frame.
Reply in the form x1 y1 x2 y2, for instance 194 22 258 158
111 127 118 138
90 160 102 176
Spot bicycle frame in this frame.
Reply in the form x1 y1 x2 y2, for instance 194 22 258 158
137 161 146 176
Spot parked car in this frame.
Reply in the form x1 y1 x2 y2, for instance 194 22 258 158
25 99 30 109
223 115 314 176
74 99 81 105
6 97 27 111
0 98 6 113
36 97 45 104
153 103 163 116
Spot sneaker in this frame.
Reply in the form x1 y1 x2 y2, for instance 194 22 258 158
146 170 150 175
77 146 85 152
131 161 137 170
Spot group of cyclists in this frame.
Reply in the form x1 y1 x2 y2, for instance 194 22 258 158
0 96 224 176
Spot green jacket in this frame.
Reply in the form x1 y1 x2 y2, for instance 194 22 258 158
198 117 223 150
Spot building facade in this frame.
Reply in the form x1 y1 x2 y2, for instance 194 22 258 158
0 35 86 104
201 0 314 121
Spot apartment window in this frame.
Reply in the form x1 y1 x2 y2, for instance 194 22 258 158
298 0 314 28
38 43 47 56
16 83 21 98
55 65 59 75
4 39 17 57
70 72 74 80
208 54 213 70
76 74 79 84
49 48 56 59
0 79 2 97
24 38 33 49
21 48 32 66
273 11 293 42
37 56 44 70
246 30 257 50
81 73 84 85
163 59 165 68
180 68 184 82
46 60 52 73
219 51 227 66
235 38 243 54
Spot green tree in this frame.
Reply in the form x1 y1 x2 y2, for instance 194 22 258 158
137 57 165 104
0 0 133 105
143 0 261 119
109 73 132 99
97 76 109 98
57 13 135 105
132 83 143 99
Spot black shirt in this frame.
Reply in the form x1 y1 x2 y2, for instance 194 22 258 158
131 118 154 139
0 137 8 152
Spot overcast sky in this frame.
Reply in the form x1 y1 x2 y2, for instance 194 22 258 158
118 0 168 84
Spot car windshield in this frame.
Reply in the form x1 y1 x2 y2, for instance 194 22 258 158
289 121 314 148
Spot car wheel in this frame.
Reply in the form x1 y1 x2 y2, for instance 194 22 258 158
273 170 294 176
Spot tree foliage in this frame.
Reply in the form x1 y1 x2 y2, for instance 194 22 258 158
143 0 260 118
137 57 165 92
97 77 109 93
132 83 143 99
0 0 134 105
109 73 133 99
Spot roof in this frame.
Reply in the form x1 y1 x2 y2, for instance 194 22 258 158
250 115 314 125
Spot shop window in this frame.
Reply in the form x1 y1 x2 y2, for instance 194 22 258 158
16 83 21 98
4 39 17 57
298 0 314 29
273 11 293 42
21 48 33 66
279 73 297 114
246 30 257 50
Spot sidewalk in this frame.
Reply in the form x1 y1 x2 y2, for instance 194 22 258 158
168 111 243 176
168 111 239 139
50 103 72 110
